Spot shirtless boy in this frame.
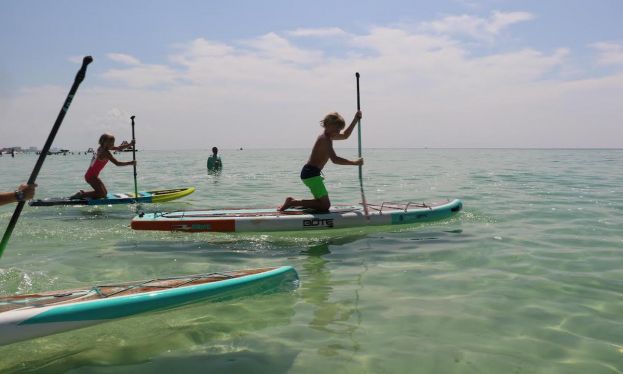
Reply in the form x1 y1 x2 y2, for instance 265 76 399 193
279 111 363 212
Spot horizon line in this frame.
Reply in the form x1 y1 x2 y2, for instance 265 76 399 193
3 146 623 152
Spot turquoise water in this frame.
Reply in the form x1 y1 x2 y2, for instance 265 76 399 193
1 149 622 373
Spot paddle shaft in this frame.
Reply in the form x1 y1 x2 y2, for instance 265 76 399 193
355 72 369 218
0 56 93 257
130 116 138 202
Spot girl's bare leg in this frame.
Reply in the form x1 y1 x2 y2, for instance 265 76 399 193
77 177 108 199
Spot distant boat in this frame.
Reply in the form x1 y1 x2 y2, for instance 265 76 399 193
118 140 136 152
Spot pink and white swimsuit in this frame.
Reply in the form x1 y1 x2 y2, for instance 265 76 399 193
84 155 108 180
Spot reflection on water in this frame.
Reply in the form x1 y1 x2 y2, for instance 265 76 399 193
300 240 365 357
207 169 222 183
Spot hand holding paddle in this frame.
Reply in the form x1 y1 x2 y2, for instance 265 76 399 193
0 56 93 258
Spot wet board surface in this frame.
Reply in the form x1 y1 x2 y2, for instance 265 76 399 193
132 199 463 232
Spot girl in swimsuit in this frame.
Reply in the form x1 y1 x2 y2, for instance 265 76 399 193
71 133 135 199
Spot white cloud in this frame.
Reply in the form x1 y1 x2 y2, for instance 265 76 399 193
172 38 235 61
101 53 178 87
420 11 534 41
242 32 324 64
487 11 534 34
107 53 142 66
102 65 179 88
452 0 481 9
3 14 623 150
591 42 623 65
287 27 348 38
352 27 459 57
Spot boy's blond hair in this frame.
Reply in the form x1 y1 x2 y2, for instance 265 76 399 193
320 112 346 129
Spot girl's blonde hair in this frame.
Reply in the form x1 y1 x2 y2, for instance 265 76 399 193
98 133 115 146
320 112 346 129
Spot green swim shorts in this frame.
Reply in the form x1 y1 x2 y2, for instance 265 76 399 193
302 175 328 199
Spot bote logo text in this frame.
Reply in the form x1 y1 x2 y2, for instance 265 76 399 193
303 218 334 228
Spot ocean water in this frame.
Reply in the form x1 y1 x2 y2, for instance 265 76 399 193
0 148 622 373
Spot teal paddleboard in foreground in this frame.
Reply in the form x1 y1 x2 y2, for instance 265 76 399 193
0 266 298 346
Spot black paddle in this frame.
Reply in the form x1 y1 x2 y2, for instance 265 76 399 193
130 115 138 205
355 72 370 219
0 56 93 258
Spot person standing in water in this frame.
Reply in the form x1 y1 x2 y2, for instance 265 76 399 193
279 111 363 212
71 133 135 199
207 147 222 173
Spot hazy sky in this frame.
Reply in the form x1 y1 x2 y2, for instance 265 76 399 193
1 0 622 149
